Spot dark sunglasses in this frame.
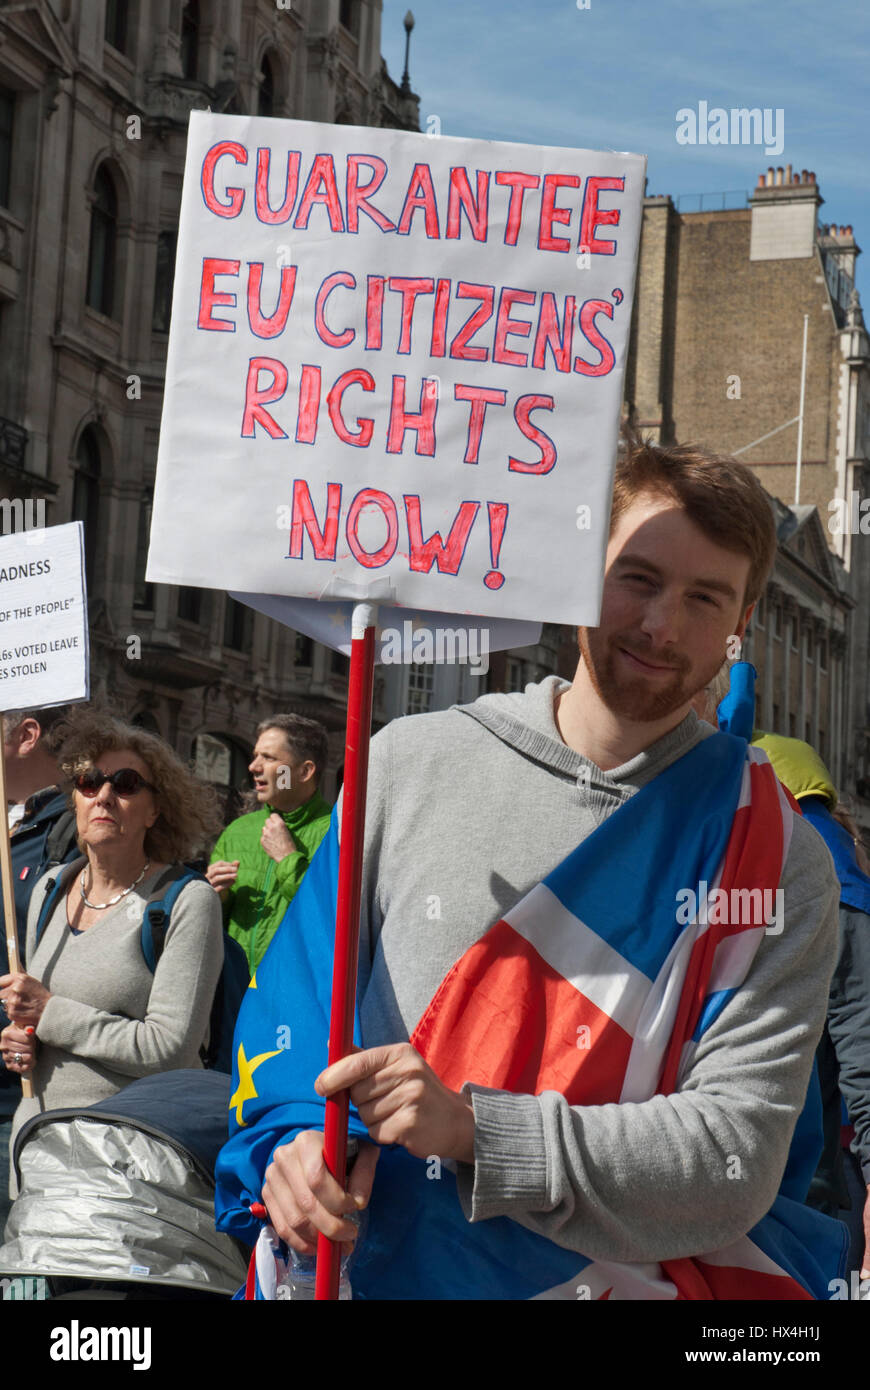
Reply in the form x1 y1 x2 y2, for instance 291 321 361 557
73 768 157 798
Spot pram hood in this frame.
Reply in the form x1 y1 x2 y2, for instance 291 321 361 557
0 1070 248 1295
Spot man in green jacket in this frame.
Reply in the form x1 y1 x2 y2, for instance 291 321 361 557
207 715 332 973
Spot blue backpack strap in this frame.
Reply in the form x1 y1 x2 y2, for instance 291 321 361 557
140 867 207 973
35 862 80 948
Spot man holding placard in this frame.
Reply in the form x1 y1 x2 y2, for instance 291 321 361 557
215 435 843 1300
0 705 79 1229
0 523 87 1230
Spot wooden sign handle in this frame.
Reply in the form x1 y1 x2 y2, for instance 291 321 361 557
0 732 33 1100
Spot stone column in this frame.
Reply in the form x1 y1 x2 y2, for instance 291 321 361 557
781 593 796 735
797 605 810 742
831 632 846 787
811 618 823 747
763 584 778 729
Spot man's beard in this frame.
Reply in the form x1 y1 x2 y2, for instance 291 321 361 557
578 626 719 722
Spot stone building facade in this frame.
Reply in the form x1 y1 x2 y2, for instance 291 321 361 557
0 0 419 807
625 165 869 825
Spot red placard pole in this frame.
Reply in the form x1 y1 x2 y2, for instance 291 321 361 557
315 603 377 1300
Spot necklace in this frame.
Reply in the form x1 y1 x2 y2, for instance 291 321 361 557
80 861 151 909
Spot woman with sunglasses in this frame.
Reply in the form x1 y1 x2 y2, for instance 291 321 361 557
0 710 224 1175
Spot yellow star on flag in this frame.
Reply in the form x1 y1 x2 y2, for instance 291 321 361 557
229 1042 282 1127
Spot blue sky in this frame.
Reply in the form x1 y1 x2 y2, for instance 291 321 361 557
381 0 870 298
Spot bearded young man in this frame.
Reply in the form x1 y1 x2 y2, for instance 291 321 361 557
216 438 845 1300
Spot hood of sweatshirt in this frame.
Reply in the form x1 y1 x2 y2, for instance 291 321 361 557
451 675 716 809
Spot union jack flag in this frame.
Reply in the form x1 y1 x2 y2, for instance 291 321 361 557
216 731 846 1299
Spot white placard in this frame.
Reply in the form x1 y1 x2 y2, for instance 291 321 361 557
148 113 645 627
0 522 89 712
231 592 542 668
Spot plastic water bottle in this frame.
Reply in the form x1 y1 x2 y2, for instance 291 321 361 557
275 1244 353 1301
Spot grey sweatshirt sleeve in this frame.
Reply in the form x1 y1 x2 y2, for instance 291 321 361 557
34 879 224 1076
454 815 840 1263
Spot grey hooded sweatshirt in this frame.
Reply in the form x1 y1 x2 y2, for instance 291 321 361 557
347 675 839 1264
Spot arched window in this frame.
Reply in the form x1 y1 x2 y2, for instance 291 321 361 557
86 165 117 317
181 0 199 81
73 427 101 592
258 53 276 117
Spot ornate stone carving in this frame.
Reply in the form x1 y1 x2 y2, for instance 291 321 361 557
366 61 387 125
309 29 341 82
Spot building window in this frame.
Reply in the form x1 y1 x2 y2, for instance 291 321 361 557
72 427 101 593
772 702 780 731
819 636 827 671
178 586 202 623
819 729 826 760
133 488 153 610
805 719 812 744
0 88 14 209
506 657 524 692
151 230 177 333
181 1 199 81
105 0 129 54
755 593 765 630
406 661 435 715
223 595 253 651
294 632 313 666
339 0 361 37
331 649 349 676
790 616 798 652
789 712 796 737
258 52 276 117
773 604 782 642
86 165 118 318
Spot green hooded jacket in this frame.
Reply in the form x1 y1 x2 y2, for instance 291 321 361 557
210 792 332 972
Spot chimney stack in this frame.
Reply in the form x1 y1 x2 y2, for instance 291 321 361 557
750 165 823 261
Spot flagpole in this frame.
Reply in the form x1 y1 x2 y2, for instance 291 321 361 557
315 602 377 1300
